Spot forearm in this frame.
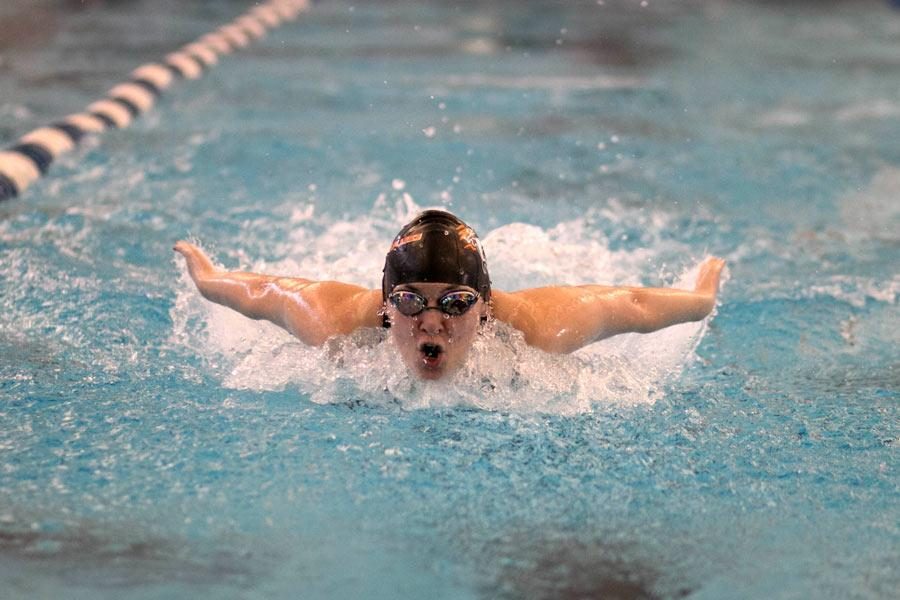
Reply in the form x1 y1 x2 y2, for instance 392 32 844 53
599 286 715 334
605 255 724 334
524 286 715 350
193 271 310 324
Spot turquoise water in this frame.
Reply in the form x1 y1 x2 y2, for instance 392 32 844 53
1 0 898 598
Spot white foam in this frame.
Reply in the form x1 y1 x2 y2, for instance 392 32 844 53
807 275 899 309
170 196 715 413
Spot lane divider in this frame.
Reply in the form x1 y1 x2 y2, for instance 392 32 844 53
0 0 310 202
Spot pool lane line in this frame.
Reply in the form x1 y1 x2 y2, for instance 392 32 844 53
0 0 310 203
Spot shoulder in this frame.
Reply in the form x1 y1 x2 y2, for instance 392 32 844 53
319 284 383 328
489 289 569 352
489 289 534 325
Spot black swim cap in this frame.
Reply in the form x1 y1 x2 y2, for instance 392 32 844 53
382 210 491 302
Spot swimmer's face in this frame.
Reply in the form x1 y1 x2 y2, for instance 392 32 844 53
386 282 488 380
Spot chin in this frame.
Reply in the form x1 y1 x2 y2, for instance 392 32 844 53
412 362 450 380
417 369 446 381
407 356 464 381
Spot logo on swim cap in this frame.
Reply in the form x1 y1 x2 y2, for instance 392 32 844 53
382 210 491 303
455 225 479 253
390 232 424 250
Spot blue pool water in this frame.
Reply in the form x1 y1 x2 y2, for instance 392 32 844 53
1 0 898 598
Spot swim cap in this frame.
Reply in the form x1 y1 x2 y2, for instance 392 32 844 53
382 210 491 302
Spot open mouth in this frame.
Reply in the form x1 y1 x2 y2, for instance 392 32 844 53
419 342 444 368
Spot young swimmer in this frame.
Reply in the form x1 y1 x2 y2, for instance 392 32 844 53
174 210 725 380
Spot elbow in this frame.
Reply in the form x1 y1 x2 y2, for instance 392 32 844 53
285 313 345 347
284 323 331 347
630 290 715 332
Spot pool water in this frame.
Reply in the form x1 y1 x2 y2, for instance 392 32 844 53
1 0 897 598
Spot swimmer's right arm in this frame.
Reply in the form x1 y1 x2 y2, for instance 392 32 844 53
173 241 383 346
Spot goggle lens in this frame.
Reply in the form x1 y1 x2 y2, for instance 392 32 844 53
389 291 427 316
440 291 478 316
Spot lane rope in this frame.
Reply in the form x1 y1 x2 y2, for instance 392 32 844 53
0 0 310 202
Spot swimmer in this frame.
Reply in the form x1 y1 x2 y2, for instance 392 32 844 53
174 210 725 380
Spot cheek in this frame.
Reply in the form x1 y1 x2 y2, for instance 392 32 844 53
390 323 414 348
391 335 417 368
388 310 415 333
448 316 479 344
389 319 422 357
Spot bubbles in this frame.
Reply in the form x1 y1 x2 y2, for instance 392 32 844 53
170 197 713 414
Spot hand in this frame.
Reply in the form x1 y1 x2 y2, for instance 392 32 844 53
173 240 216 282
695 256 725 297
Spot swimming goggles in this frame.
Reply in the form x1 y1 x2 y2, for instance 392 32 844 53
388 290 479 317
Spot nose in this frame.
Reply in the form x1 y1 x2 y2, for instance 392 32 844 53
417 308 446 335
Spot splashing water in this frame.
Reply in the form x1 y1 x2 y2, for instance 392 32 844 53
170 197 715 413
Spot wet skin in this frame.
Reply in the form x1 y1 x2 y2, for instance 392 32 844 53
173 241 725 378
386 282 489 380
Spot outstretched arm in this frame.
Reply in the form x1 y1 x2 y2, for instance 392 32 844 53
492 257 725 353
173 241 383 346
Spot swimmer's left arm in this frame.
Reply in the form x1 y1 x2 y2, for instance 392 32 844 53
493 257 725 353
